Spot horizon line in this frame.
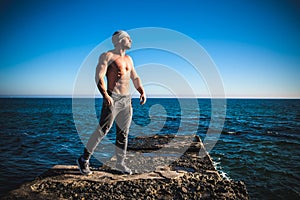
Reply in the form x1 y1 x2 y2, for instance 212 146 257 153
0 95 299 100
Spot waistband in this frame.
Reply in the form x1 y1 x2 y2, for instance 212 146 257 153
107 90 131 99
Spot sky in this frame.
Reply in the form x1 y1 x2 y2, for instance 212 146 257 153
0 0 299 98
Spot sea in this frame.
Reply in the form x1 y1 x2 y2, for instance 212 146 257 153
0 98 299 199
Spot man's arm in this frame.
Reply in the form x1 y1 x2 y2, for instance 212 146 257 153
95 53 114 105
129 58 146 105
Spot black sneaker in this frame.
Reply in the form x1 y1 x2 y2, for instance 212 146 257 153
77 156 92 175
115 163 132 175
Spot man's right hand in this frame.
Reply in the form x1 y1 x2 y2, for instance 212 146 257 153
104 95 114 106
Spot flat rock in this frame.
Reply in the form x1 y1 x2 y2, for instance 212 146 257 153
3 135 249 200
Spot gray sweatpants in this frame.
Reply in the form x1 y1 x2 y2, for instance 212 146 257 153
84 91 132 164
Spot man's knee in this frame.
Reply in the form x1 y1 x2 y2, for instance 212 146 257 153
116 130 128 144
94 124 111 137
101 125 111 135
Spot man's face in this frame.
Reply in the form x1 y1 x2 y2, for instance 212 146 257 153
120 36 132 49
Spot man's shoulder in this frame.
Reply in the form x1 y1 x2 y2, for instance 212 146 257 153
125 54 132 58
101 51 112 57
99 51 114 61
125 55 133 65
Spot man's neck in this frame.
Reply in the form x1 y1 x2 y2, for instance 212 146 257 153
113 47 126 57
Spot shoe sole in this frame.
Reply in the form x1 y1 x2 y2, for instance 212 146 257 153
76 159 92 176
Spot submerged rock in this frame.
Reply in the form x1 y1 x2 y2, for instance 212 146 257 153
3 135 249 200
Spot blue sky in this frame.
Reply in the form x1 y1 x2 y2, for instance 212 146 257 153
0 0 299 98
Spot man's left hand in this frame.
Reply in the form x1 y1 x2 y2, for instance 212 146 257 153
140 93 146 105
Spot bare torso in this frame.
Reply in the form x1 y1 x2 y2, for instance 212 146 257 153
106 52 133 95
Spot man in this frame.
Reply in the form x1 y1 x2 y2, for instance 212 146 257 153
77 30 146 175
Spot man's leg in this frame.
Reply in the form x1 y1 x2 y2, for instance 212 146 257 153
115 101 132 174
85 104 115 159
77 103 115 175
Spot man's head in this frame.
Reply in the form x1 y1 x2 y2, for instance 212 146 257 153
112 30 132 49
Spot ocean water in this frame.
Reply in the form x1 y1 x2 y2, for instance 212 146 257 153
0 98 299 199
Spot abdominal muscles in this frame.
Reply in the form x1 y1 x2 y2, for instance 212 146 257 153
107 60 131 95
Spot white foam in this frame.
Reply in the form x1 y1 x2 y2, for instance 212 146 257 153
212 160 231 180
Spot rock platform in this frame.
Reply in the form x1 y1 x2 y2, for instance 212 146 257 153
3 134 249 200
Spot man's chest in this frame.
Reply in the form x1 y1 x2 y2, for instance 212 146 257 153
109 57 131 75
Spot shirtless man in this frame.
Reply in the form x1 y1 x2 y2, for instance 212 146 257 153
77 30 146 175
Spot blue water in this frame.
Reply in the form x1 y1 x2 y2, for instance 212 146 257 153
0 98 299 199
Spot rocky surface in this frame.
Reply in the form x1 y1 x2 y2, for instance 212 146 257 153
3 135 249 200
